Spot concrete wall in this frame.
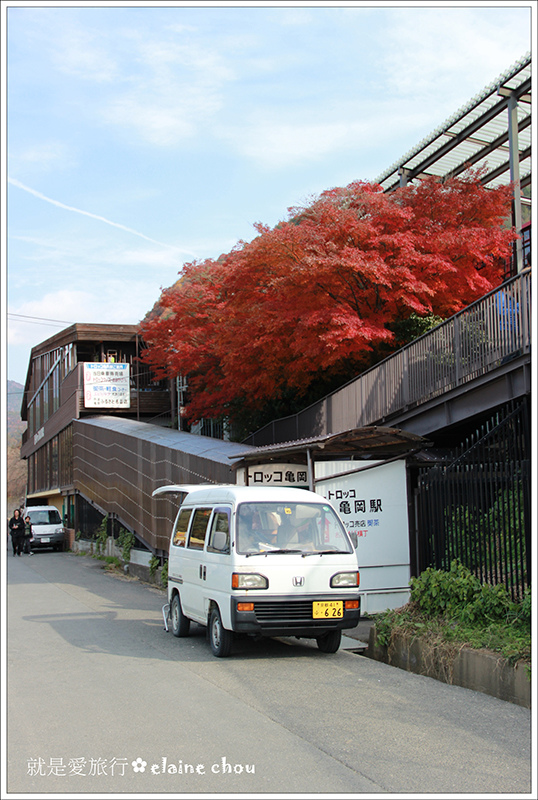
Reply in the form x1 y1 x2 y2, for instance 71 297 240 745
367 629 530 708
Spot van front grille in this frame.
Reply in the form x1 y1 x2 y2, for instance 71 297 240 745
253 601 314 622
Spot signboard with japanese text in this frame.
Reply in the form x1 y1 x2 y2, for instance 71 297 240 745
315 459 411 613
83 363 130 409
236 463 309 488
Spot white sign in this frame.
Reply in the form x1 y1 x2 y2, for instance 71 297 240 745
236 463 309 487
83 363 130 408
315 460 411 613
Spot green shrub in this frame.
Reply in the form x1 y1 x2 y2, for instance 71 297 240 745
149 555 160 578
376 560 531 667
117 528 135 563
160 560 168 589
95 515 109 554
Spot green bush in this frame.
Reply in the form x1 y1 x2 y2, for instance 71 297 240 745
95 515 109 554
160 560 168 589
117 528 135 563
376 560 531 667
149 555 160 578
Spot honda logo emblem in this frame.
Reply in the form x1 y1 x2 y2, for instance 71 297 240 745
292 576 305 587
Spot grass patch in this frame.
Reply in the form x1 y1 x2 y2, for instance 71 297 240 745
92 553 123 571
374 561 531 670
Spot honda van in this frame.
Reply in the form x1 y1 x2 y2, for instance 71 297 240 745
153 484 361 657
24 505 65 552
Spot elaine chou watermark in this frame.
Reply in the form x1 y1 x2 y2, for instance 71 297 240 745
28 755 255 777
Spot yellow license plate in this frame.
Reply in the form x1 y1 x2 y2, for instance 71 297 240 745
313 601 343 619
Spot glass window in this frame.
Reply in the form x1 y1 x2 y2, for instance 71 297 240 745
187 508 212 550
236 502 352 555
172 508 192 547
207 508 231 553
27 509 62 525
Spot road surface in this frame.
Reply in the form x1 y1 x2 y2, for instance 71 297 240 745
5 551 533 795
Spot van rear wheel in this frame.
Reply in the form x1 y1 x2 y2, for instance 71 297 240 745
170 594 190 637
316 630 342 653
209 607 233 657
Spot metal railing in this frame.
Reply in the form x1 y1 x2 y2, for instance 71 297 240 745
416 398 531 600
244 270 531 446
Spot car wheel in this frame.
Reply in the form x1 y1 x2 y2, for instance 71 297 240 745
316 630 342 653
209 607 233 657
170 593 190 637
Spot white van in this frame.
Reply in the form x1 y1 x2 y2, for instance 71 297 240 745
24 505 65 551
153 484 361 657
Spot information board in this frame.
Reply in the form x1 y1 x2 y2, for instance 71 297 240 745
83 363 130 408
315 459 411 612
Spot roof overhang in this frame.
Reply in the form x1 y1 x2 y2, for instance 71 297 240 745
375 53 531 192
229 426 432 468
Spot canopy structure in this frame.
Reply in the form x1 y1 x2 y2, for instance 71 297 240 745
376 53 531 271
376 53 531 192
230 426 432 490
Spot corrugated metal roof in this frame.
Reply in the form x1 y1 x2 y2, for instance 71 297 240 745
230 426 431 463
376 53 531 191
79 416 255 465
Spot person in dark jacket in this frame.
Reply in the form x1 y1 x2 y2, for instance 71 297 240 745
8 509 25 556
23 516 34 555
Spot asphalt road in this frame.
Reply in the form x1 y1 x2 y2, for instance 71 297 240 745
5 551 533 796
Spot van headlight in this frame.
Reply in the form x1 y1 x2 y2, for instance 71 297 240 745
330 571 360 588
232 573 268 590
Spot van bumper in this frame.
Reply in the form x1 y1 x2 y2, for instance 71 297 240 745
31 532 65 550
230 594 360 638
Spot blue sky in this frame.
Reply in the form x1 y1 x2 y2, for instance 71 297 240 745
2 1 533 388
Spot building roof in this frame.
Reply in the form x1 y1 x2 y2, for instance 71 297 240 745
376 52 531 192
229 426 431 466
78 416 255 465
27 323 141 359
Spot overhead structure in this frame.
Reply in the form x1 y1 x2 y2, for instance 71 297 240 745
231 426 432 491
376 53 531 272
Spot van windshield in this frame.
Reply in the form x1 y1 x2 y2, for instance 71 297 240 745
27 509 62 526
236 502 352 556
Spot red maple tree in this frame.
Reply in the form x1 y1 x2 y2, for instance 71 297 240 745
140 173 516 426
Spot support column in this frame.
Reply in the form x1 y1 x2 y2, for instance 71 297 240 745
506 92 524 273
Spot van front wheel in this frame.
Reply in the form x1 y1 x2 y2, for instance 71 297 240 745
209 608 233 657
316 630 342 653
170 594 190 637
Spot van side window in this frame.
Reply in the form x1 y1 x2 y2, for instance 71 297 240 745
187 508 212 550
207 508 231 553
172 508 193 548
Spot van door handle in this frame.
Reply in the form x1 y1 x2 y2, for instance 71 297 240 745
199 565 206 580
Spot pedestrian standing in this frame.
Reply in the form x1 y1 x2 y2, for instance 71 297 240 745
23 516 34 555
8 509 25 556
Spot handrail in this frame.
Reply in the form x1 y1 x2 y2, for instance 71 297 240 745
244 270 531 446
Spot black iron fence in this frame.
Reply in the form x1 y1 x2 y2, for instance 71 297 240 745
416 398 531 599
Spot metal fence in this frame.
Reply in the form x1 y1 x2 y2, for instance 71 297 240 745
415 398 531 599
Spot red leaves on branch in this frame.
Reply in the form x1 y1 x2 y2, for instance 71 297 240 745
140 173 515 423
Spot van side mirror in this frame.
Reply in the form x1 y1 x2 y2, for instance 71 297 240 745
211 530 229 552
348 531 359 549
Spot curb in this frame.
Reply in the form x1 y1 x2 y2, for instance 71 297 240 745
365 628 531 708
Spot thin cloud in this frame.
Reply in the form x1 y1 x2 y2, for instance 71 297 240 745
8 178 194 254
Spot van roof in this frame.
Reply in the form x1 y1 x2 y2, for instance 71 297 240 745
152 484 328 506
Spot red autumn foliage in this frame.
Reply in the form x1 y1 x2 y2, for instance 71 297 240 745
140 173 516 424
